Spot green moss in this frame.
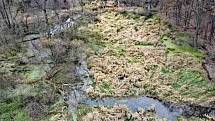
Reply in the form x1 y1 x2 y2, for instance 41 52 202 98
24 65 48 81
161 35 205 59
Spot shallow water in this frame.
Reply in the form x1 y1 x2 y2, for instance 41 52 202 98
81 96 183 121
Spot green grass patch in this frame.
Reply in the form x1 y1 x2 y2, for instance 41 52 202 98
23 65 48 81
76 105 93 120
161 35 205 59
145 14 159 21
161 67 173 75
88 40 106 52
119 11 141 20
176 32 192 44
128 58 139 64
173 69 207 89
98 81 114 94
115 47 125 57
135 43 156 49
173 69 215 98
0 98 30 121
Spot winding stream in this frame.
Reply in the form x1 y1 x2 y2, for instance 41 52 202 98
75 60 215 120
23 11 215 121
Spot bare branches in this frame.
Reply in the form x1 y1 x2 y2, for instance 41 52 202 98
161 0 215 47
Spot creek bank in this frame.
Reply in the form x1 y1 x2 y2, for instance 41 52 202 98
69 55 215 120
81 96 181 121
79 96 215 121
0 10 96 120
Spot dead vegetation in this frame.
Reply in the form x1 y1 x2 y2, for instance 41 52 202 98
77 11 215 106
82 106 160 121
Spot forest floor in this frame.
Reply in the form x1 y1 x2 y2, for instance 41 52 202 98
0 6 215 121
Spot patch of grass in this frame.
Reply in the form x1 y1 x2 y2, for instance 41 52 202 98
176 32 192 44
127 58 138 64
145 14 159 21
135 43 155 49
82 11 213 105
115 47 125 57
76 105 93 120
173 69 206 89
161 67 173 75
143 84 158 96
24 65 48 81
49 99 66 112
120 11 141 20
173 69 215 98
88 40 106 52
91 79 97 88
0 98 30 121
14 111 31 121
161 35 205 59
78 27 106 52
98 81 114 94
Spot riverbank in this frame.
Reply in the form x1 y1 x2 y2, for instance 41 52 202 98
72 10 215 120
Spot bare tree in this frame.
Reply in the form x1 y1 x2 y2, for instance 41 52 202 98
0 0 16 29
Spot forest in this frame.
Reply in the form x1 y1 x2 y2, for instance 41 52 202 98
0 0 215 121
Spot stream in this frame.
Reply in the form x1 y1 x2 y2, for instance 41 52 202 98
75 60 215 120
23 11 215 121
81 96 182 121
